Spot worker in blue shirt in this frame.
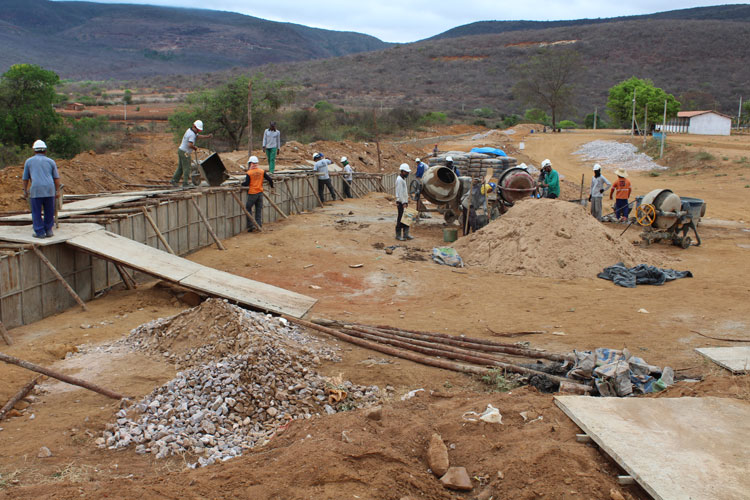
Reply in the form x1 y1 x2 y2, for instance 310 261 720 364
22 140 60 238
414 158 427 179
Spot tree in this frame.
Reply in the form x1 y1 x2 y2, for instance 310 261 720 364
524 108 550 125
606 77 680 130
0 64 61 146
123 89 133 105
513 48 581 130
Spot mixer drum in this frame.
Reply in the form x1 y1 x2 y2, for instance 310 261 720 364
641 189 681 229
421 166 460 204
497 167 535 203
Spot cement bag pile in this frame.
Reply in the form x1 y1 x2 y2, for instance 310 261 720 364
429 152 517 179
452 199 662 279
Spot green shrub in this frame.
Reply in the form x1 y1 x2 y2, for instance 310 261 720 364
694 151 715 161
473 107 494 118
419 111 447 126
558 120 578 129
524 108 550 125
473 119 487 127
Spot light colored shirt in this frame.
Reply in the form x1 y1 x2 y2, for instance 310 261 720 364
23 154 59 198
179 127 197 153
590 175 612 198
343 164 353 181
313 159 332 179
395 175 408 203
263 129 281 149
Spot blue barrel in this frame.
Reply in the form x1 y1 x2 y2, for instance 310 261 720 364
680 197 705 220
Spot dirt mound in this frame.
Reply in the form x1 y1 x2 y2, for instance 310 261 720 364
453 199 660 279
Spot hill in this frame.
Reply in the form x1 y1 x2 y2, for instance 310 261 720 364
0 0 389 79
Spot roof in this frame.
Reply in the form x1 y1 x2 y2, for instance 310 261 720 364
677 110 733 119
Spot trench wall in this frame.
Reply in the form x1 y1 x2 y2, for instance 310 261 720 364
0 174 396 328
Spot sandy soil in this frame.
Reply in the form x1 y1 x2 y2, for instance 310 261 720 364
1 128 749 498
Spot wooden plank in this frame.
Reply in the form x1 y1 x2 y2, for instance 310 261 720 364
180 268 316 318
0 223 102 246
141 206 175 254
31 245 87 311
229 191 262 232
0 320 12 346
263 191 288 219
555 396 750 500
60 194 146 212
305 176 324 207
695 346 750 374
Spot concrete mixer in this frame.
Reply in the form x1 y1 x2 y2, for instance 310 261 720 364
635 189 703 248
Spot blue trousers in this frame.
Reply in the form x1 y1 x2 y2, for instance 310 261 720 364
614 198 631 219
31 196 56 236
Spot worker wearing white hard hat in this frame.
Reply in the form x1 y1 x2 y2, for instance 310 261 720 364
341 156 354 198
589 163 612 221
395 163 414 240
414 157 428 179
313 153 336 202
445 155 460 176
539 159 559 199
23 139 60 238
171 119 212 187
241 155 274 232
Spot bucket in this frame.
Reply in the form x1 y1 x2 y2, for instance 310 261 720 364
680 196 705 221
443 228 458 242
198 152 229 186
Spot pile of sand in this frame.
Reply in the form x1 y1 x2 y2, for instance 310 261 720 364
453 199 661 279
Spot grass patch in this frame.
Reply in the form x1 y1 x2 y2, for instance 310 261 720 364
649 171 661 177
694 151 715 162
723 156 729 161
478 368 519 393
735 156 750 165
715 173 728 177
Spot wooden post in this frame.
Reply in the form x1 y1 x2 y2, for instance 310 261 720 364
262 191 288 219
283 178 301 214
342 177 358 198
374 174 386 193
373 110 382 172
31 245 87 311
247 79 253 156
0 377 40 421
114 263 136 290
579 173 584 201
0 321 12 346
305 175 324 207
328 175 345 200
189 196 226 250
141 206 175 255
0 352 127 400
230 190 263 232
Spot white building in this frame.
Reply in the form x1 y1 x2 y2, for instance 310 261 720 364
661 110 733 136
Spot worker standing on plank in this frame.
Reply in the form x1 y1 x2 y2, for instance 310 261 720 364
540 159 560 199
241 155 274 232
610 168 632 222
313 153 336 202
341 156 354 198
262 122 281 174
171 119 212 187
22 140 60 238
589 164 612 221
395 163 413 241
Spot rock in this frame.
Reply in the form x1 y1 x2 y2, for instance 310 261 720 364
365 406 382 421
439 467 473 491
37 446 53 458
610 490 626 500
267 407 278 417
477 488 494 500
201 419 216 434
427 433 450 477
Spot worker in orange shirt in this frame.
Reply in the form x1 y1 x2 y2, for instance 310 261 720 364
241 156 274 232
610 168 632 222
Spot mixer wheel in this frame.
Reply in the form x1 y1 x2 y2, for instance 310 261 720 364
636 203 656 226
680 236 692 249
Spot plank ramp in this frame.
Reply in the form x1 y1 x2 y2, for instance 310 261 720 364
0 223 103 246
66 230 316 318
695 346 750 374
555 396 750 500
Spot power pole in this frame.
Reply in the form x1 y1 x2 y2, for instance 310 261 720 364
123 102 127 122
247 79 253 156
738 96 743 131
630 88 637 136
643 103 648 147
660 100 667 159
593 107 598 130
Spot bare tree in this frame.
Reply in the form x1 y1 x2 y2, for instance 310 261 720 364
513 48 582 130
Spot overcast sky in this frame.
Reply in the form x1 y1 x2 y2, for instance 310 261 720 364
59 1 732 42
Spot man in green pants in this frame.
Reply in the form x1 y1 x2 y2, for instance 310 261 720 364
171 120 212 187
262 122 281 174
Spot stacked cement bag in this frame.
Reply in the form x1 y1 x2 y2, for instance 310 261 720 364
429 152 517 179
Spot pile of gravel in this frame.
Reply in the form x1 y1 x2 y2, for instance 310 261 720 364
573 140 667 171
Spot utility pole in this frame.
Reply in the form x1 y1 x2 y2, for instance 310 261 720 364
630 88 637 136
247 79 253 156
643 103 648 147
593 107 598 130
660 100 667 159
738 96 743 131
123 102 127 122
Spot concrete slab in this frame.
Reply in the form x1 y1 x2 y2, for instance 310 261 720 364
696 346 750 374
0 223 103 246
555 396 750 500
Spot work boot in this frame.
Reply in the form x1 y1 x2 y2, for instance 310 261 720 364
396 227 404 241
403 227 414 240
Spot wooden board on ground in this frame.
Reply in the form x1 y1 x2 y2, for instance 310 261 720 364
554 396 750 500
60 194 147 212
0 223 103 246
695 346 750 374
66 230 316 318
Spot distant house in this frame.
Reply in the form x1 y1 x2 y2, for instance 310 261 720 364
65 102 85 111
661 110 732 136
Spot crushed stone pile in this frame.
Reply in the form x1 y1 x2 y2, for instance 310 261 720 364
573 140 666 171
99 299 380 467
452 199 663 279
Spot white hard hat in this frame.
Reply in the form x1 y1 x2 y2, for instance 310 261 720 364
399 163 411 172
415 158 421 162
313 152 323 160
446 156 453 162
247 155 259 164
193 120 204 131
593 164 601 171
341 156 347 163
33 140 47 151
541 159 551 168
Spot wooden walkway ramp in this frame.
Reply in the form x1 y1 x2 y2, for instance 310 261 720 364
66 230 316 318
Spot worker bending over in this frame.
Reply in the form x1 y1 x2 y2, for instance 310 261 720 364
540 159 560 199
589 164 612 221
395 163 414 241
313 153 336 202
241 156 274 232
610 168 632 222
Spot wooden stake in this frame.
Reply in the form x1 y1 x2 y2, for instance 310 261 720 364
0 377 40 421
230 190 263 232
189 196 226 250
114 263 136 290
262 191 288 219
283 178 301 214
0 352 127 400
305 175 325 207
341 177 358 198
328 178 345 201
141 206 175 255
374 175 386 193
0 321 12 346
31 245 87 311
247 79 253 156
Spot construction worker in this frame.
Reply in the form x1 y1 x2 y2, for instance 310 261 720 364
341 156 354 198
171 119 212 187
395 163 413 241
241 156 274 232
22 140 60 238
445 156 460 176
414 158 428 179
589 164 612 221
262 122 281 174
313 153 336 202
610 168 632 222
540 159 560 199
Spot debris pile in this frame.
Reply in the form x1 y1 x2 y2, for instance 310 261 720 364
100 299 381 467
453 199 662 279
573 140 667 171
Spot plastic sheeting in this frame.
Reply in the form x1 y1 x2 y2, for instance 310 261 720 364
597 262 692 288
470 147 507 157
